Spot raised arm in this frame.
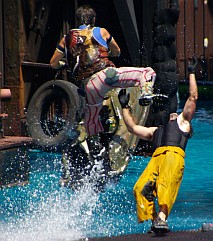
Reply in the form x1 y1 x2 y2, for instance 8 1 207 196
182 57 198 122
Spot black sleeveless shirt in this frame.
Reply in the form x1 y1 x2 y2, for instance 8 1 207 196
152 119 190 151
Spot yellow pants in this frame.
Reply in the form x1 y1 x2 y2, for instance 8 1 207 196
133 146 185 223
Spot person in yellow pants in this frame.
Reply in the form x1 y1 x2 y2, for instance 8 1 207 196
118 56 198 235
134 146 185 222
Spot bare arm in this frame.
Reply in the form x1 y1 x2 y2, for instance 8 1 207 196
100 28 120 57
182 73 198 122
50 37 66 69
122 108 157 141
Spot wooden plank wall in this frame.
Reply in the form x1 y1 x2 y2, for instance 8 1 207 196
176 0 213 80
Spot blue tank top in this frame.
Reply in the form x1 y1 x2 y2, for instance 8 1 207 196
79 25 108 48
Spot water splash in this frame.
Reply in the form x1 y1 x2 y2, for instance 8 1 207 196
1 107 213 241
0 151 105 241
0 184 102 241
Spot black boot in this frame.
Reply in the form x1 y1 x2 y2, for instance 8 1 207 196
87 135 111 191
139 93 169 107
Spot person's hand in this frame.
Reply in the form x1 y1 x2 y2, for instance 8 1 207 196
188 56 198 74
118 89 130 108
57 60 69 70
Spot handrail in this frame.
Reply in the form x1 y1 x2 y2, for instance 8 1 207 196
21 61 52 68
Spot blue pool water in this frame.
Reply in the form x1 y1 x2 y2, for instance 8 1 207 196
0 101 213 241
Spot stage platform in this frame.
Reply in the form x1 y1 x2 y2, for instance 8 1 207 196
81 230 213 241
0 136 33 150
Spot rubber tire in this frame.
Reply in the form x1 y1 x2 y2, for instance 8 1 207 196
154 71 179 98
153 60 177 73
154 24 176 46
26 79 82 150
154 8 180 25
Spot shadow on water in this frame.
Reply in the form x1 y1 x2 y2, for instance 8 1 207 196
0 101 213 240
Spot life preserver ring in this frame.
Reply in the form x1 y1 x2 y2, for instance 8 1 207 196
26 79 83 150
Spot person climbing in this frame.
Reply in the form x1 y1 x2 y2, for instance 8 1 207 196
50 5 167 158
118 56 198 234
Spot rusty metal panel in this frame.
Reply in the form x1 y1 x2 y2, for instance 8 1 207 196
207 12 213 57
196 1 205 80
185 0 195 57
195 0 204 57
205 2 213 59
176 0 212 81
209 57 213 81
